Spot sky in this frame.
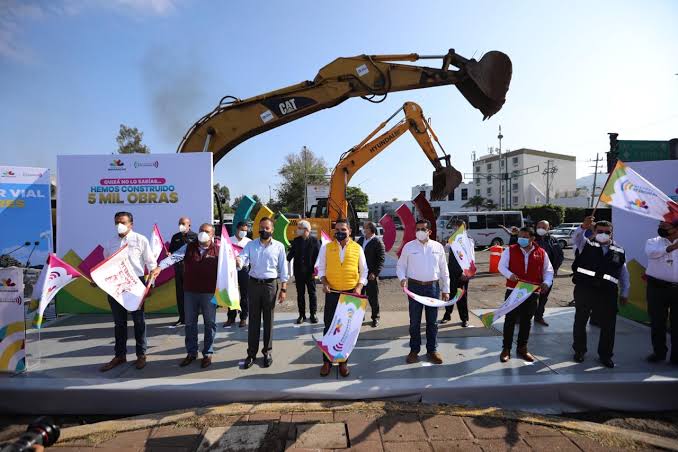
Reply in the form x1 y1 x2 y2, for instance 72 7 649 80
1 0 677 205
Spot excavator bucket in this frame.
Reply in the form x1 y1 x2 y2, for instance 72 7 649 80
431 165 463 201
456 51 513 119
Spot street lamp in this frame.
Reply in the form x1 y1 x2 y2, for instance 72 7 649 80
25 241 40 267
6 242 31 255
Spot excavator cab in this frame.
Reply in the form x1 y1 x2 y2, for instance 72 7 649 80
451 51 512 119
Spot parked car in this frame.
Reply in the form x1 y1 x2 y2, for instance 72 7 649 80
556 222 580 229
551 227 578 249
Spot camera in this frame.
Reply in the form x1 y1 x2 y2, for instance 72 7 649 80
0 417 60 452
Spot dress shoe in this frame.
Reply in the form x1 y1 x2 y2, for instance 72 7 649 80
180 355 197 367
201 355 212 368
427 352 443 364
309 315 319 324
517 347 535 362
338 362 350 377
599 357 615 368
500 349 511 363
320 362 332 377
135 355 147 369
461 320 469 328
239 319 247 328
100 356 126 372
573 352 585 363
263 354 273 368
646 353 666 363
295 316 306 325
243 357 255 369
371 318 380 328
406 351 419 364
173 320 185 327
534 317 549 327
224 318 234 327
439 315 451 324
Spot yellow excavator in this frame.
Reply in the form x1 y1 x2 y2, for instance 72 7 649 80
299 101 458 237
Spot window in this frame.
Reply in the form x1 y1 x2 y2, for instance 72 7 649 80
475 189 480 196
468 214 486 230
475 166 480 173
512 157 519 166
512 183 519 191
487 163 492 171
486 175 492 182
475 178 480 185
486 214 503 229
504 213 522 228
461 188 468 200
500 160 505 167
486 187 492 196
512 196 519 205
447 190 455 201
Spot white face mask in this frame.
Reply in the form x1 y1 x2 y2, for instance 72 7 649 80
416 230 429 242
116 223 128 235
595 233 611 243
536 228 547 236
198 231 211 244
237 230 247 239
296 228 305 236
179 224 188 233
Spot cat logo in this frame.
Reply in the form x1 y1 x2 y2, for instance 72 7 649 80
279 99 298 115
261 96 317 118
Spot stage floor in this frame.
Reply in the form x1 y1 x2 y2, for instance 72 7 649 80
2 308 677 415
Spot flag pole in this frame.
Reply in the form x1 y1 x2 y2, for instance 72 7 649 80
591 161 618 218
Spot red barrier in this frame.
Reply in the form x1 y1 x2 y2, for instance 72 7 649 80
396 204 417 257
378 214 397 252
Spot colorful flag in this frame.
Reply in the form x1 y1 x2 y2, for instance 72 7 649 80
448 224 477 277
404 286 465 308
599 160 678 223
90 245 149 311
314 292 367 362
212 226 240 309
480 281 539 328
150 223 168 261
35 254 85 328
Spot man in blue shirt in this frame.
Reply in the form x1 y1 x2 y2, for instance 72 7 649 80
237 217 288 369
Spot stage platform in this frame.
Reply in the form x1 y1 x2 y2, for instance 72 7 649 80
2 308 677 415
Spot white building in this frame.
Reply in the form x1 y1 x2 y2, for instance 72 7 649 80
472 148 576 209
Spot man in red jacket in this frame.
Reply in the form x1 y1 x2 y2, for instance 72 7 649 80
497 227 554 363
152 223 219 369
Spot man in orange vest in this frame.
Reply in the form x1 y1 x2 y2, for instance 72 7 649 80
316 219 368 377
497 227 554 363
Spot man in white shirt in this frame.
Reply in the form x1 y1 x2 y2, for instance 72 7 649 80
397 219 450 365
100 211 157 372
645 220 678 364
226 221 252 328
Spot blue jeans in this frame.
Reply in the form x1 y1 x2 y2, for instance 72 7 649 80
184 291 217 357
407 282 440 354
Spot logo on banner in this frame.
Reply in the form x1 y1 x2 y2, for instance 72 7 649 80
0 296 22 305
0 278 17 287
108 160 126 171
629 199 649 210
134 161 159 168
1 170 15 177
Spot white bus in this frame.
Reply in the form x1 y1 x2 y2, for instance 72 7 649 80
436 211 524 247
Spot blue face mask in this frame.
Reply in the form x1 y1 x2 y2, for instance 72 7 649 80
517 237 530 248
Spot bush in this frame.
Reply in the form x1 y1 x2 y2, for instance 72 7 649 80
564 207 587 223
521 205 564 228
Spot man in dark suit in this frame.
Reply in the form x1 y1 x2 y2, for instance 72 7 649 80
358 221 386 327
287 220 321 324
168 217 198 327
441 220 471 327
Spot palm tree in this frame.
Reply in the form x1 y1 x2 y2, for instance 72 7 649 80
483 199 498 211
462 195 486 212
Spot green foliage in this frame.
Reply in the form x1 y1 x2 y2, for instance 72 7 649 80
116 124 150 154
213 183 233 220
483 198 498 211
276 146 328 214
521 204 565 227
564 207 587 223
0 254 23 268
346 186 369 211
462 195 487 212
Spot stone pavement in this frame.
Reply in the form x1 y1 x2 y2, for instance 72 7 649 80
42 401 674 451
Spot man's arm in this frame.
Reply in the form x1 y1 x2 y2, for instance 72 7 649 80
396 243 408 283
574 216 594 253
141 236 158 271
316 243 328 278
277 244 289 283
357 246 368 289
158 244 187 270
238 241 252 269
542 252 554 287
497 248 516 281
645 237 669 259
286 238 296 262
374 240 385 276
438 246 451 294
551 237 564 269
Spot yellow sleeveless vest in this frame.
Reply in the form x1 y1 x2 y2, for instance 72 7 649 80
325 240 361 291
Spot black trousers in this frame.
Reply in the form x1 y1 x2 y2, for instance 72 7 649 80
228 268 250 321
322 291 344 363
295 272 317 317
174 263 185 322
572 284 618 359
534 289 550 320
502 290 538 350
361 279 380 320
647 278 678 362
247 280 276 358
444 280 469 322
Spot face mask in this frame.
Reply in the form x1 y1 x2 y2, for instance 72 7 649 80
116 223 128 235
657 228 670 238
595 233 611 243
259 230 272 240
517 237 530 248
237 230 247 239
536 228 547 236
198 231 210 244
334 231 347 241
179 224 187 233
416 230 429 241
296 228 305 236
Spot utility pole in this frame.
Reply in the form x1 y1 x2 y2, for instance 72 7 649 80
589 153 603 208
302 146 308 217
543 159 558 204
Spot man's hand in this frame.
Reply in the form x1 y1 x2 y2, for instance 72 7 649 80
510 226 519 235
619 296 628 306
509 274 519 282
368 273 376 281
441 292 450 301
667 242 678 253
459 274 469 282
582 216 595 229
540 283 550 293
150 267 162 280
354 284 363 294
400 279 408 288
235 256 242 269
278 289 286 304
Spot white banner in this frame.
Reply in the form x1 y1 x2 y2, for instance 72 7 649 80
0 267 25 372
481 281 539 327
447 224 477 277
404 287 465 308
212 228 240 310
90 245 148 311
314 293 367 362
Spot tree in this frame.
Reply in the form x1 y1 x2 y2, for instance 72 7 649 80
231 194 263 220
483 199 498 211
213 183 233 219
462 195 487 212
116 124 150 154
346 186 368 211
276 146 328 214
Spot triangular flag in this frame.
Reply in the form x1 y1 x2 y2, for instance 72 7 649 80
150 223 168 261
36 254 85 327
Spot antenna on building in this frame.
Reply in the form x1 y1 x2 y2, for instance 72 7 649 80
588 153 604 208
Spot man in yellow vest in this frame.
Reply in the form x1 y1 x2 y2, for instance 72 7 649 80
317 219 368 377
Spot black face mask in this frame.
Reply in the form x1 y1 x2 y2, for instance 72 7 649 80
334 231 347 241
259 230 272 240
657 228 671 238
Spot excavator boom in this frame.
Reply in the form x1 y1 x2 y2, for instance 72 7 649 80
177 49 512 164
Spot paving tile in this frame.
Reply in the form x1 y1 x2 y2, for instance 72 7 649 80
294 423 348 449
147 426 202 449
278 414 296 441
247 411 282 422
346 440 385 451
562 431 629 452
196 425 269 451
334 411 382 443
284 439 333 451
523 435 580 451
474 438 531 451
462 417 520 441
95 429 150 448
421 415 473 440
515 422 563 437
379 414 427 442
383 441 433 452
291 412 335 423
431 440 483 452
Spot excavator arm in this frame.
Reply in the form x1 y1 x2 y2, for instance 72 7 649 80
325 102 462 222
177 49 512 164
